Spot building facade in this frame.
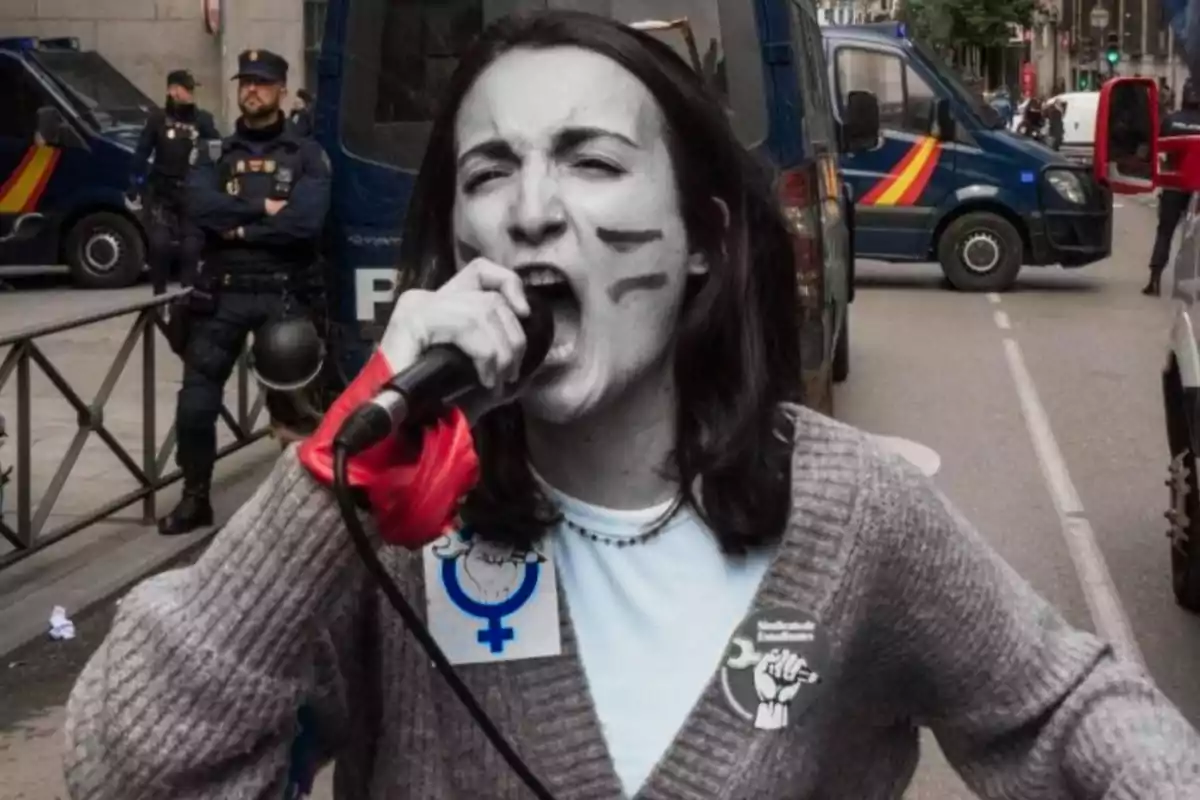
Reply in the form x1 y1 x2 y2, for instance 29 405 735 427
1025 0 1183 98
0 0 328 130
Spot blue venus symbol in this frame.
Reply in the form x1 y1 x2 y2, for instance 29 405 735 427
440 529 541 654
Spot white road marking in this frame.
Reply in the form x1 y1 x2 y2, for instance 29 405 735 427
987 292 1002 304
1001 337 1145 667
993 310 1011 330
870 434 942 477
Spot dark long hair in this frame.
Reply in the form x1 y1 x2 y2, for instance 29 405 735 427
396 11 802 553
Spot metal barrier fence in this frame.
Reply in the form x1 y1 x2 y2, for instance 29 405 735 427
0 290 269 570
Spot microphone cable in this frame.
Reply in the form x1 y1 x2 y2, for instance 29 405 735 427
330 442 558 800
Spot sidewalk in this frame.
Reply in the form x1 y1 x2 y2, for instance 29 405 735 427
0 284 275 657
0 286 290 800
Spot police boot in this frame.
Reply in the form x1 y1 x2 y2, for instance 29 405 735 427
1143 269 1163 296
157 484 214 536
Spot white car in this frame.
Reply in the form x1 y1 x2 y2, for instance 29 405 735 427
1162 194 1200 611
1011 91 1099 163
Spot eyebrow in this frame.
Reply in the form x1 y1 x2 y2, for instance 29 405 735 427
457 126 639 169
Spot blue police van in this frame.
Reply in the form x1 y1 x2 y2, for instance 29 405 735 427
0 36 152 288
825 22 1113 292
311 0 871 414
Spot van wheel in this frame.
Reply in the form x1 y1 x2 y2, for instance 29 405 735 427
937 212 1023 292
65 212 144 289
832 310 850 383
1165 372 1200 612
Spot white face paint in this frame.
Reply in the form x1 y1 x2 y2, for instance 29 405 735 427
452 46 709 425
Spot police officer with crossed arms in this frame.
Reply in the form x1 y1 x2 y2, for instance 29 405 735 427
130 69 219 294
160 49 331 536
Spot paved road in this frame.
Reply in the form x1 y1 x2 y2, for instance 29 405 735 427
846 195 1193 798
2 197 1197 799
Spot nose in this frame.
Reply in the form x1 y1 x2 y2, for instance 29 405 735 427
507 160 566 248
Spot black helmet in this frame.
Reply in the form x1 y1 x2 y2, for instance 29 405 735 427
249 316 325 391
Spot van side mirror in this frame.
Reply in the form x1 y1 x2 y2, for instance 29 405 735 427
1094 77 1158 193
36 106 83 149
842 90 880 153
934 98 956 141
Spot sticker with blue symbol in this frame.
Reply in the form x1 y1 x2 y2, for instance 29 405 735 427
424 527 562 665
1020 171 1035 183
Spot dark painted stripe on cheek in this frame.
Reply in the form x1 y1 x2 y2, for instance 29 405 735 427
608 272 668 302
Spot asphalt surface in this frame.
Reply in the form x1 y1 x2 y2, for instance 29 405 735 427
1 198 1197 799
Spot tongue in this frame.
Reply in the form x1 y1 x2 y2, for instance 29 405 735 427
547 294 580 355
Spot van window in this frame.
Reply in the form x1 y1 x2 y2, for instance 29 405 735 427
340 0 767 171
0 58 44 141
789 0 836 153
834 46 935 136
34 51 154 130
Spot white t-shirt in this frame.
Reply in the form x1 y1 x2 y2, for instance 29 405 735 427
542 478 775 797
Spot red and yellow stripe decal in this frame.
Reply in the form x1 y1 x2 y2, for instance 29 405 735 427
860 137 942 206
0 145 61 214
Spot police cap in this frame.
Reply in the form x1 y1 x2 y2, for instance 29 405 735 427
233 49 288 85
167 69 197 90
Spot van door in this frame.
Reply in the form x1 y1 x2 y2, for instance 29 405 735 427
0 55 61 260
831 42 957 260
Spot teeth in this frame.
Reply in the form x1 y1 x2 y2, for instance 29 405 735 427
546 340 575 362
520 267 566 287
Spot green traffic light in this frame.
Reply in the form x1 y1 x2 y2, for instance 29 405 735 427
1106 48 1120 64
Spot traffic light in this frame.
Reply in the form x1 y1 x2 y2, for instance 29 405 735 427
1078 74 1090 90
1105 32 1120 66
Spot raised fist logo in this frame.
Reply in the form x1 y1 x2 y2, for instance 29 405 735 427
723 626 825 731
752 649 819 730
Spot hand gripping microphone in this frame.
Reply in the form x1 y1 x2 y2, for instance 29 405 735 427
333 293 555 456
323 290 559 800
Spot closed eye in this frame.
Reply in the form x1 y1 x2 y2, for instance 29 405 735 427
573 158 626 177
462 168 510 193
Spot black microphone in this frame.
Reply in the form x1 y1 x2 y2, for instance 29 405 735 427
333 293 555 456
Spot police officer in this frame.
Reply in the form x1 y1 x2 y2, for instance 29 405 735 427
289 89 315 138
1146 80 1200 296
130 70 219 294
160 49 331 535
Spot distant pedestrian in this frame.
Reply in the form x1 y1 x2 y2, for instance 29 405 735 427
1147 80 1200 295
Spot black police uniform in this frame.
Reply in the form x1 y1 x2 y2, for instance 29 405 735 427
160 49 331 535
289 91 315 137
131 70 219 294
1147 87 1200 295
289 108 314 138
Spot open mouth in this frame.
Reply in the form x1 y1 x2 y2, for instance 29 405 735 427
516 263 581 366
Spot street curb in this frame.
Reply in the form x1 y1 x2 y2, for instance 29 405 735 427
0 443 278 659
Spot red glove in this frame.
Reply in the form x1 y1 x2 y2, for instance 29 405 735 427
297 350 480 549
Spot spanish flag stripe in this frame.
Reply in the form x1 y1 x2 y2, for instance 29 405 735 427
21 148 61 213
875 138 937 206
0 146 60 214
860 139 925 205
895 143 942 206
0 146 39 202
